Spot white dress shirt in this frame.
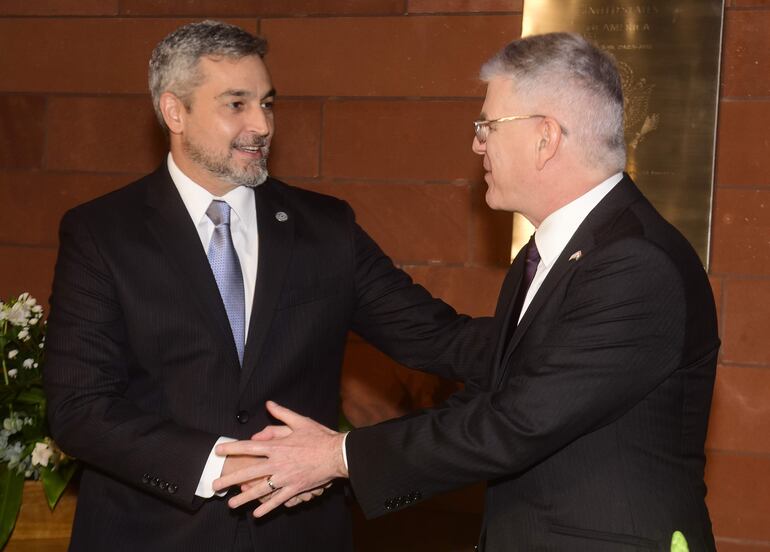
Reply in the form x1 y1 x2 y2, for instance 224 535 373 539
167 153 259 497
519 172 623 322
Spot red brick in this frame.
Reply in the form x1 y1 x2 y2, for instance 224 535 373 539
0 246 57 309
122 0 405 16
0 96 45 169
0 0 117 15
721 279 770 365
322 100 484 181
710 188 770 275
408 0 522 12
471 179 513 266
292 180 472 264
46 97 166 174
268 100 322 179
0 19 257 94
262 16 522 97
714 541 770 552
404 265 506 317
709 275 723 331
722 10 770 98
0 170 131 247
706 365 770 454
706 452 770 542
715 101 770 187
341 340 455 428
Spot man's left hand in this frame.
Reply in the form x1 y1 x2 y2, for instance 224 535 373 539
213 401 348 517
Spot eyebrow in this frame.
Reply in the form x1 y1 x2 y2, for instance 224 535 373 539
476 111 488 122
215 88 277 100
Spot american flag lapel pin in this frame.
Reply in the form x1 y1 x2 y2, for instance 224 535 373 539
568 250 583 262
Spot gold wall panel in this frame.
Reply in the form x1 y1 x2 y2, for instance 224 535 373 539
512 0 724 266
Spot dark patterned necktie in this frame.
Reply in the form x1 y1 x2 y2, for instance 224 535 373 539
508 234 541 334
206 200 245 365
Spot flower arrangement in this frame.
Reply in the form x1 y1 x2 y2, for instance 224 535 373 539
0 293 77 547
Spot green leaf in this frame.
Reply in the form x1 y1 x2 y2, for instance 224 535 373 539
15 387 45 404
671 531 689 552
41 461 78 510
338 408 354 433
0 463 25 549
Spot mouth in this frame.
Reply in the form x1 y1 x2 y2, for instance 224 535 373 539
233 142 269 159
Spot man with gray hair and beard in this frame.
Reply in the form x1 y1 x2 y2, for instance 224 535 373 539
43 20 491 552
216 32 720 552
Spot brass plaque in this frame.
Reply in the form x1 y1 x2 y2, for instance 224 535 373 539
512 0 724 266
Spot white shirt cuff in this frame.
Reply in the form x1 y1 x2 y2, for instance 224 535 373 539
342 432 350 471
195 436 236 498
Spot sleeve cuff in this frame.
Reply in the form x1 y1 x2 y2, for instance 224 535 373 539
195 436 236 498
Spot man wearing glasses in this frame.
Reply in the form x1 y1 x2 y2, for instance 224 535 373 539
216 32 719 552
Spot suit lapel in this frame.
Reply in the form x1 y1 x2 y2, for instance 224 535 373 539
239 179 294 392
490 246 528 380
496 175 644 386
143 165 240 370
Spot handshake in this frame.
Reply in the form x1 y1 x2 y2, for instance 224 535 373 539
214 401 349 517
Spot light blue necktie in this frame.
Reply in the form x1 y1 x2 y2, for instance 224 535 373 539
206 200 245 365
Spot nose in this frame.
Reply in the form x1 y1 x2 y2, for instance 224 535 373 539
248 105 272 137
472 135 485 155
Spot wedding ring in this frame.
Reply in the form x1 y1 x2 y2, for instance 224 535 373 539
267 477 276 491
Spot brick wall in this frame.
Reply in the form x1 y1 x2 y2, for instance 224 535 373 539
0 1 767 550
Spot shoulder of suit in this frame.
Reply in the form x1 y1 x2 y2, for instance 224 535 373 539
64 170 157 220
263 176 351 214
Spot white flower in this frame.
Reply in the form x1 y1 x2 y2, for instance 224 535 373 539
33 363 38 368
2 416 23 432
22 358 34 369
17 292 29 303
23 295 36 308
31 305 43 314
28 317 39 326
18 328 29 340
7 349 18 359
5 302 30 326
7 369 17 378
31 442 54 467
39 343 44 349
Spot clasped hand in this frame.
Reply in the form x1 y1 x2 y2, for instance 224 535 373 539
213 401 348 517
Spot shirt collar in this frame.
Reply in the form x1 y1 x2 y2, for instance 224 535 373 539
167 152 254 226
534 172 623 269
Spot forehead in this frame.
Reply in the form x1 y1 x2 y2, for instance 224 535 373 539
195 55 273 95
481 76 518 116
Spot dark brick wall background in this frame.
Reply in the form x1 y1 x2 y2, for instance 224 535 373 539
0 1 768 550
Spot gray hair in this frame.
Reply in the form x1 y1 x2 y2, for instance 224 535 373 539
481 32 626 172
148 20 268 132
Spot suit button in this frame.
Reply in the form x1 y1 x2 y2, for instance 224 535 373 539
236 410 249 424
152 477 160 487
384 499 393 510
168 483 178 494
413 490 422 500
142 473 151 484
159 481 169 490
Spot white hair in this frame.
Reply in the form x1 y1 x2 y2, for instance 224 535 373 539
481 32 626 173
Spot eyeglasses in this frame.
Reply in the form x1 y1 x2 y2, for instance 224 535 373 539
473 114 569 144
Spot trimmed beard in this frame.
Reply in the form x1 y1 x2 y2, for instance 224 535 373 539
182 135 270 188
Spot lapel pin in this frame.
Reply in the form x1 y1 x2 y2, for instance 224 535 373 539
568 250 583 262
275 211 288 222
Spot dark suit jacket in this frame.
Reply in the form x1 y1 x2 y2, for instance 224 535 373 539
347 175 719 551
43 165 490 552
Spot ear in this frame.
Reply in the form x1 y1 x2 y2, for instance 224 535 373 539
534 117 563 170
159 92 186 135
